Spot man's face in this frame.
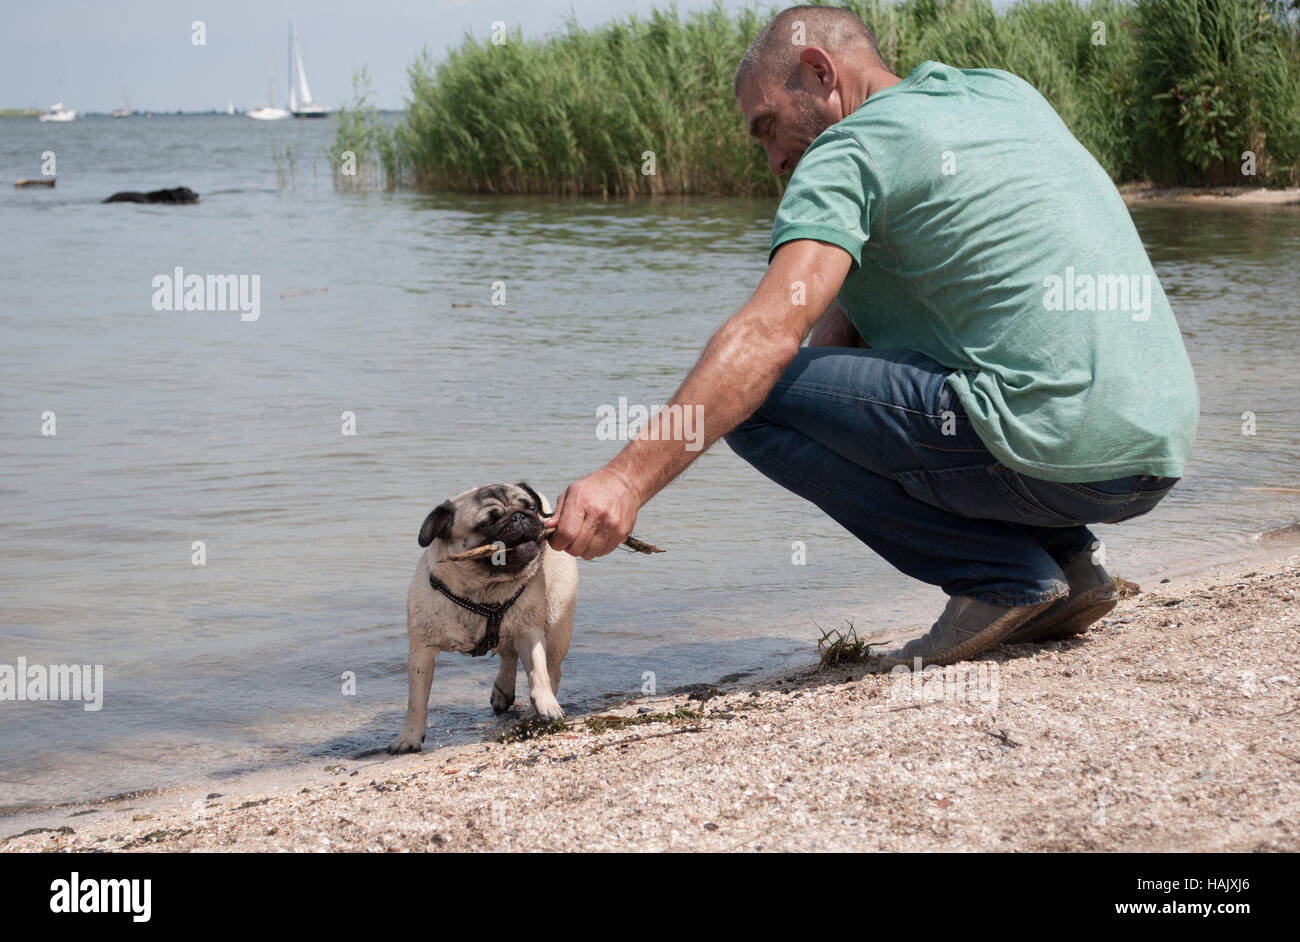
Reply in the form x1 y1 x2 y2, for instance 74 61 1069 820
738 73 837 176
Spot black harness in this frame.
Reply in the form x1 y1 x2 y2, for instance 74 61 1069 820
428 573 530 657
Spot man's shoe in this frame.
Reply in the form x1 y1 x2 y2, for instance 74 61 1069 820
1002 551 1118 645
880 595 1056 669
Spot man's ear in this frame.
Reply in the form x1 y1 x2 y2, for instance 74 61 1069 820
799 45 836 91
515 481 548 514
418 501 454 547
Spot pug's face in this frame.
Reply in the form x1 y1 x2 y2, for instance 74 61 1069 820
419 482 549 581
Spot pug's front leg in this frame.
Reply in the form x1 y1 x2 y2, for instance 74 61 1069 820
517 635 563 722
491 648 517 714
388 644 436 754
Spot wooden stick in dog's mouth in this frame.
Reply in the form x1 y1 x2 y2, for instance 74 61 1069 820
441 528 664 561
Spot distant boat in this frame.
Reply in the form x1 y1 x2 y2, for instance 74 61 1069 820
288 13 327 118
111 75 131 117
226 100 235 116
249 105 290 121
38 102 76 122
249 81 289 121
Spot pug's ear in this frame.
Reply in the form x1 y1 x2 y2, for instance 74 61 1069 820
418 501 454 547
515 481 549 514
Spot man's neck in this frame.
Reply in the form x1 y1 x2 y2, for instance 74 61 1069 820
841 67 904 117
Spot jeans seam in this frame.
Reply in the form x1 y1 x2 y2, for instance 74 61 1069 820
770 380 950 420
909 439 989 454
1056 484 1140 503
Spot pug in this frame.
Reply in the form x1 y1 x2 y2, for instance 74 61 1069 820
387 482 578 754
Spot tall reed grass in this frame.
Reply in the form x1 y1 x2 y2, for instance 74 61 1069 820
329 68 401 190
334 0 1300 194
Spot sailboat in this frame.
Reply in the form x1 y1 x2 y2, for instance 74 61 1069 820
38 102 76 122
288 13 327 118
111 75 131 117
249 81 289 121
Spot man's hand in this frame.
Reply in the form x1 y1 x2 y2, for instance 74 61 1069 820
545 466 640 560
549 238 852 560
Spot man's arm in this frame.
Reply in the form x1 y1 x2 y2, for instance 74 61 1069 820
807 297 870 348
546 239 853 559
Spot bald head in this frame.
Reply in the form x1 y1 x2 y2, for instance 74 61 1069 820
733 6 897 176
734 6 885 98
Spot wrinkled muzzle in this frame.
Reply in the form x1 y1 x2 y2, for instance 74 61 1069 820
485 510 545 570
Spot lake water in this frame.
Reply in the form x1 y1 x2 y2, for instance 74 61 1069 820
1 115 1297 811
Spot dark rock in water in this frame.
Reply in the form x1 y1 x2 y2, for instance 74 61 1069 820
103 187 199 204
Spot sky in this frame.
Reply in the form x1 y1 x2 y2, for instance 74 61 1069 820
0 0 1018 113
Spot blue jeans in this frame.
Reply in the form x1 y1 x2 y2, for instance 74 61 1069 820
723 347 1179 607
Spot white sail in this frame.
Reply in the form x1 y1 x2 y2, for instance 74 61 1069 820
288 22 297 112
287 12 328 117
294 39 313 104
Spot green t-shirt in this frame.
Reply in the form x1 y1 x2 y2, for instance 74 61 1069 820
770 60 1198 484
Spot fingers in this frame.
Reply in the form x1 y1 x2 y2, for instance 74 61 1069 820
542 475 637 560
566 506 601 560
571 525 601 561
593 532 622 559
579 515 634 560
547 489 583 555
542 488 566 533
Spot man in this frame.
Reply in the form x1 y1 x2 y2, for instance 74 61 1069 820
545 5 1198 667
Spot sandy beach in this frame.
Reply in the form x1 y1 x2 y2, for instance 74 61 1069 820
1120 184 1300 206
4 545 1298 853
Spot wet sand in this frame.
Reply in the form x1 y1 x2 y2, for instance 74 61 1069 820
5 546 1298 853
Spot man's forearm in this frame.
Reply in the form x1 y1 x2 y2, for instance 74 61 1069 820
606 312 800 505
545 239 852 561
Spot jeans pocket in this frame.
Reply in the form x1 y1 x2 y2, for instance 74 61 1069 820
1021 474 1178 525
988 466 1088 526
1108 479 1178 522
909 380 991 456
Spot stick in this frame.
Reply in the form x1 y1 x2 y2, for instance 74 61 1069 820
441 527 665 561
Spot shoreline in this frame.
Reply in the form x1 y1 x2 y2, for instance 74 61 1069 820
1119 183 1300 207
5 542 1298 852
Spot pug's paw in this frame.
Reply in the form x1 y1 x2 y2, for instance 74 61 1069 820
387 728 426 755
527 693 565 723
490 683 515 715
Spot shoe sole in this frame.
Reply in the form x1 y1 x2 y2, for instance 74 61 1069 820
880 599 1055 670
1003 585 1118 645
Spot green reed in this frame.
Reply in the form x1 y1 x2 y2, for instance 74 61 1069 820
334 0 1300 194
329 68 401 190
